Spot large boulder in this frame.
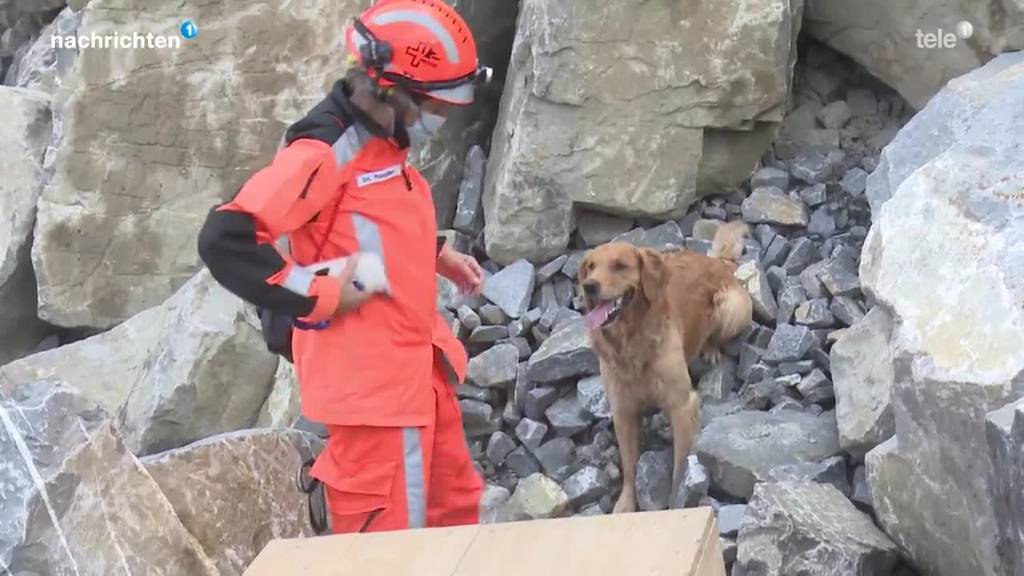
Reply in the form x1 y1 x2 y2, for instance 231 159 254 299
830 307 896 459
859 53 1024 576
255 361 300 429
483 0 804 264
31 0 365 329
1 269 278 456
695 410 841 500
141 429 322 576
986 398 1024 576
7 421 218 575
7 7 81 93
408 0 519 230
0 379 106 569
804 1 1024 109
0 87 52 365
733 481 899 576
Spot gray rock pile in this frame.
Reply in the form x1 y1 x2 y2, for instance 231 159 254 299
443 43 921 574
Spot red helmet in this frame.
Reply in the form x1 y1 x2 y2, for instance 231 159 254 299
345 0 492 105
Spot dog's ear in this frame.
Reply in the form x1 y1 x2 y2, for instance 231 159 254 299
638 248 665 301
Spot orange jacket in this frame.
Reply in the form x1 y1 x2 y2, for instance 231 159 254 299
199 81 467 426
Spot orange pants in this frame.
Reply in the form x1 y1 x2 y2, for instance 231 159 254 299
309 356 483 533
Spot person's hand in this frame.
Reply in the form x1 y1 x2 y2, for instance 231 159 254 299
334 255 374 316
437 244 484 296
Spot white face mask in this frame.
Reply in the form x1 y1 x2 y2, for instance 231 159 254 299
407 112 446 147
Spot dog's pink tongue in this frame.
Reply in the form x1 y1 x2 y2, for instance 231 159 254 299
584 302 614 330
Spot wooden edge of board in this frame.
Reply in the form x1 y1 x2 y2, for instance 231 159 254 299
245 507 726 576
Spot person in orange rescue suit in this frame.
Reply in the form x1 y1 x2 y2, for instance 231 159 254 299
197 0 495 534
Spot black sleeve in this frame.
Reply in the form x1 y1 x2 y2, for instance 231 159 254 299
197 206 316 318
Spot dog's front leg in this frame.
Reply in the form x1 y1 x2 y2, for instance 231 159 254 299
610 394 641 514
668 390 701 501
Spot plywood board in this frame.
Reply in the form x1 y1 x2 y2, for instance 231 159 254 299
245 508 724 576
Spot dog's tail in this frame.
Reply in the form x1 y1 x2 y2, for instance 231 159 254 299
711 284 753 346
708 221 749 263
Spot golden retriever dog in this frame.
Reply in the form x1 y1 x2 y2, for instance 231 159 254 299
578 221 753 513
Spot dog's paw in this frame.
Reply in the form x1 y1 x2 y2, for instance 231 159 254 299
701 346 722 365
613 493 637 514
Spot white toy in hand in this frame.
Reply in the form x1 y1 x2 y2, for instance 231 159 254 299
305 252 390 295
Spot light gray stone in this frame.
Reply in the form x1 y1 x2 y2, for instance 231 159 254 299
482 259 536 319
696 410 842 499
497 473 570 522
524 385 559 421
780 237 818 275
797 369 834 406
545 394 593 437
767 455 849 496
469 325 510 344
736 261 778 324
460 399 497 438
0 87 51 364
457 383 493 403
486 431 518 466
806 207 836 238
718 504 747 538
505 446 541 478
830 296 865 327
793 298 835 329
255 361 300 429
562 466 610 509
577 375 612 419
799 183 828 207
637 221 687 251
776 285 805 326
839 167 868 197
778 360 815 376
480 484 512 524
791 153 834 184
733 482 899 576
577 210 635 247
987 398 1024 576
761 235 789 268
527 318 598 384
831 308 895 458
533 437 575 477
561 252 585 280
683 222 718 249
536 255 568 284
458 305 482 331
636 449 673 511
799 260 828 299
141 429 322 576
763 324 815 363
816 100 852 129
453 145 487 234
818 257 861 298
850 466 872 509
751 167 790 191
483 0 802 263
467 343 520 388
742 187 810 227
671 455 710 509
514 418 549 452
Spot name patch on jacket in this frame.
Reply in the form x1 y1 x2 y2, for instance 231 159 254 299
356 165 403 188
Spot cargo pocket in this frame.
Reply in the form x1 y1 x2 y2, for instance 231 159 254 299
317 459 396 533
